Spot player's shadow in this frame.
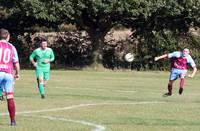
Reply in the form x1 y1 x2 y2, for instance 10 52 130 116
162 92 172 97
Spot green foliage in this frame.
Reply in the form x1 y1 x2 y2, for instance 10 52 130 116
51 31 93 68
1 0 200 36
18 0 73 23
185 35 200 67
135 30 181 70
0 0 200 69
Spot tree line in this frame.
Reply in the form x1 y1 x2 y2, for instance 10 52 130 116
0 0 200 70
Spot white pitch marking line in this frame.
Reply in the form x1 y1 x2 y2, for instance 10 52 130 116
0 101 165 116
22 114 105 131
0 101 165 131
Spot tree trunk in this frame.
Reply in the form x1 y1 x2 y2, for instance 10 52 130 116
89 32 106 69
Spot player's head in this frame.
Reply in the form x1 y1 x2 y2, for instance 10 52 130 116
40 36 48 50
182 48 190 57
0 28 10 41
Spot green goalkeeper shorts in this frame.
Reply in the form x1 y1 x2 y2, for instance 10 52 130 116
36 69 50 81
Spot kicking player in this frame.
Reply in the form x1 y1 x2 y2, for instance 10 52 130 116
29 37 55 99
0 28 20 126
154 48 197 96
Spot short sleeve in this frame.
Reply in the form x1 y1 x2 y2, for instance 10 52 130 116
50 48 55 62
187 56 196 67
168 51 181 59
13 46 19 63
29 50 36 61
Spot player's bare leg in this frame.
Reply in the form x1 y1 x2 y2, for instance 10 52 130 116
43 80 47 88
179 74 185 95
6 94 16 126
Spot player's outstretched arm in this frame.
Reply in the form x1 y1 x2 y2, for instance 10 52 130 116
154 54 168 61
188 67 197 78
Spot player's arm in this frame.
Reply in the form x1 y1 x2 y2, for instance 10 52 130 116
188 66 197 78
14 62 20 80
155 51 180 61
188 57 197 78
29 50 37 67
154 54 168 61
13 47 20 80
50 49 55 62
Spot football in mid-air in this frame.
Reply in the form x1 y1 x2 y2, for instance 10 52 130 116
124 53 134 62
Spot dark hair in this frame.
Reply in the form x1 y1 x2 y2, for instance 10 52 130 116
0 28 9 40
40 36 48 43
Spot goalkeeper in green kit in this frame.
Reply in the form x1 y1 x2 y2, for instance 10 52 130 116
29 37 55 99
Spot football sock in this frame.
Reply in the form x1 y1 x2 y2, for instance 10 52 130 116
39 83 45 95
168 84 172 94
179 78 184 94
180 78 184 89
7 98 16 122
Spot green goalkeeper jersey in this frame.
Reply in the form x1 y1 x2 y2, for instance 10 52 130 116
29 47 55 71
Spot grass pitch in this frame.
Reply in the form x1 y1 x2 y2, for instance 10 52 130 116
1 70 200 131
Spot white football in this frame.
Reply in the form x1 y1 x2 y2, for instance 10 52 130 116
124 53 134 62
